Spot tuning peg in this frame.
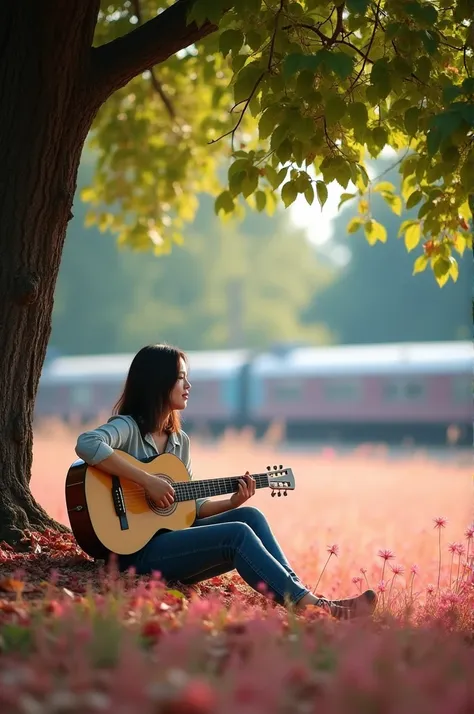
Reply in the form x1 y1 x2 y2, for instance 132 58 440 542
267 465 271 471
279 465 283 470
277 491 281 497
271 491 276 497
283 490 287 496
273 465 277 470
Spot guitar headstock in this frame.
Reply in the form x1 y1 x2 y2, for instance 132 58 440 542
266 465 295 497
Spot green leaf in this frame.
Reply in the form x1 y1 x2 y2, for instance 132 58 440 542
264 165 280 189
433 256 451 284
326 52 355 80
413 254 428 274
338 192 356 209
304 184 314 205
229 171 246 196
215 191 235 215
283 52 322 77
283 53 306 77
234 65 263 104
219 29 244 57
443 84 463 104
325 95 346 125
462 77 474 95
346 0 369 13
449 256 459 281
316 181 328 209
364 219 387 245
259 106 281 140
420 29 439 55
404 222 422 251
370 59 391 98
270 124 289 151
242 169 259 197
276 138 292 163
255 190 267 212
382 192 403 216
404 107 420 136
281 180 298 207
331 159 352 189
370 127 388 155
348 102 369 137
406 190 424 210
373 182 396 193
293 116 315 142
406 1 438 25
228 159 249 178
347 217 363 234
245 29 263 51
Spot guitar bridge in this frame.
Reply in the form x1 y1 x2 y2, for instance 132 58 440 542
112 476 129 531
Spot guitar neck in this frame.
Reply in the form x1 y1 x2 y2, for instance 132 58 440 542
174 473 270 503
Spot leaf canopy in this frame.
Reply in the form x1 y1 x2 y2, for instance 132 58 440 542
86 0 474 286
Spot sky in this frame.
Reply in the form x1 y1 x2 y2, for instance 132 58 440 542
289 148 398 266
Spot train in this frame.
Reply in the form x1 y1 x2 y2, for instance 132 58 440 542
35 341 473 446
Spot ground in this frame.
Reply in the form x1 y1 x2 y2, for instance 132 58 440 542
0 424 472 713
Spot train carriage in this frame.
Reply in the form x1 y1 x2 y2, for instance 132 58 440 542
247 342 473 444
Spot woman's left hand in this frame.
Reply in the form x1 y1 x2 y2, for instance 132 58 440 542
230 471 256 508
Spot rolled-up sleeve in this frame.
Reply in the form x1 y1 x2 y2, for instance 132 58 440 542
75 417 132 466
181 431 209 517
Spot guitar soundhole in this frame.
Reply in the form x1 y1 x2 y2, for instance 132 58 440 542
145 474 178 516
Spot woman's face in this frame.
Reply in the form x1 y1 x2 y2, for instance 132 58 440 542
169 357 191 411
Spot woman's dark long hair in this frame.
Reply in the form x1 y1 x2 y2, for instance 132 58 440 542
113 344 187 436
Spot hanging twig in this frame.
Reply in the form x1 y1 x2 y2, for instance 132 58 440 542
132 0 176 119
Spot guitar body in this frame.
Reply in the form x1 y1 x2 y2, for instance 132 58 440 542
65 451 196 558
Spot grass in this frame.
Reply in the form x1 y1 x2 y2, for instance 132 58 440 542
0 421 472 713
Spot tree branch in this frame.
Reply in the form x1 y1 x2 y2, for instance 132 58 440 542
91 0 222 103
131 0 176 119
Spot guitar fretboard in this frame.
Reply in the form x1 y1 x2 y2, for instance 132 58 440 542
172 473 271 502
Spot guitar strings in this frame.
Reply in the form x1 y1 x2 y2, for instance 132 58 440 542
102 473 284 505
105 473 273 497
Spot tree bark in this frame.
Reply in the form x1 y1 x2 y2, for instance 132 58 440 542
0 1 101 544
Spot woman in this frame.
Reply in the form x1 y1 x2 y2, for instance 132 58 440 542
76 344 376 619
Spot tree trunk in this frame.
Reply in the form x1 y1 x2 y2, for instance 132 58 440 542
0 2 101 544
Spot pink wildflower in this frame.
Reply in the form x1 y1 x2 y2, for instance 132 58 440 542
433 516 447 529
448 542 458 554
327 544 339 557
389 563 404 576
377 581 387 594
180 679 216 714
410 564 419 575
465 526 474 540
426 584 435 595
377 549 395 561
455 543 465 556
441 592 460 607
352 576 363 585
360 567 367 574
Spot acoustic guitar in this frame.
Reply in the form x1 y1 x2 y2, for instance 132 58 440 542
65 450 296 558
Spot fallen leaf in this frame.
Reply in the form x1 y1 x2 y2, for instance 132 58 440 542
0 578 25 596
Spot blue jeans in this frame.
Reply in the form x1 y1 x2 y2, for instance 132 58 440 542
117 507 309 606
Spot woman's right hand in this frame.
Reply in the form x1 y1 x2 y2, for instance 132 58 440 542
144 473 175 508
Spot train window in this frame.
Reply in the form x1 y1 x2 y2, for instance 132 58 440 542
71 385 93 408
384 380 425 401
452 376 472 403
273 380 302 401
324 380 361 401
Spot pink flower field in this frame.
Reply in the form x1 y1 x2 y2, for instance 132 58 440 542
0 422 472 713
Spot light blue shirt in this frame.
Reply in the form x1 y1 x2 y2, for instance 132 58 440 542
75 415 209 516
